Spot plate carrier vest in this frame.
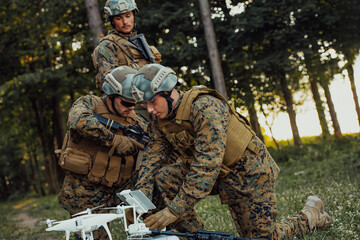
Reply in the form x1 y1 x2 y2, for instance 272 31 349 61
59 96 138 187
92 32 162 88
157 86 256 178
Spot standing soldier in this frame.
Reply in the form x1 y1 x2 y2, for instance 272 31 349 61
92 0 161 89
131 64 332 239
58 66 145 240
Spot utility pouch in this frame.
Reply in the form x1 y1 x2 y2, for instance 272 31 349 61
115 155 134 186
58 148 91 175
87 151 108 184
102 156 122 187
219 164 231 179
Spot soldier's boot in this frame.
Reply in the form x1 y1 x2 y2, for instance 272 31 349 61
300 196 331 231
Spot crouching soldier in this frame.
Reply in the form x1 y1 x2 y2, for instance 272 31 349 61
131 64 332 239
58 66 145 240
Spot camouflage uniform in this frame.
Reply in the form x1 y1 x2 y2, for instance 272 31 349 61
58 95 147 240
92 29 161 88
135 92 308 239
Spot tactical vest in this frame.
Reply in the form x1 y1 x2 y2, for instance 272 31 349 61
157 86 256 178
58 96 137 187
92 32 162 88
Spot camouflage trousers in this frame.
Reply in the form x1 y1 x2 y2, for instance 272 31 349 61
155 136 309 239
58 173 136 240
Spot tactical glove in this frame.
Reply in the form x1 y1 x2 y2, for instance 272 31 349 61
109 135 144 156
143 207 179 230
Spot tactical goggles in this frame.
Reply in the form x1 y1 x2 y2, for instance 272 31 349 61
120 98 136 108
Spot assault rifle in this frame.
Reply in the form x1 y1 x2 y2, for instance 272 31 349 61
94 113 150 147
129 33 156 63
152 230 265 240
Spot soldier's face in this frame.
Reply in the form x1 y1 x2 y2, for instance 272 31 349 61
146 94 168 119
114 96 135 117
112 11 135 34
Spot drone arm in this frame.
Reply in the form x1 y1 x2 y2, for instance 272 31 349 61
103 224 113 240
65 231 70 240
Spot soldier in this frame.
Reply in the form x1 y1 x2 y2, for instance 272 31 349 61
131 64 332 239
92 0 161 89
57 66 145 240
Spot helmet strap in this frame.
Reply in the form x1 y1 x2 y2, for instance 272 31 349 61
159 91 174 116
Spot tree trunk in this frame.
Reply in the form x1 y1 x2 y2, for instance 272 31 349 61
27 147 40 195
31 98 59 194
198 0 228 99
346 64 360 127
245 92 264 142
32 144 46 196
320 82 342 138
52 96 66 185
259 103 280 151
279 73 302 145
248 106 265 143
309 77 330 138
0 176 8 201
85 0 104 48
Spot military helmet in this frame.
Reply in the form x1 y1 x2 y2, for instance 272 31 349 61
132 64 177 103
103 66 137 99
104 0 139 21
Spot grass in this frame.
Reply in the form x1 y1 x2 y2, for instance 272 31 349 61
0 135 359 239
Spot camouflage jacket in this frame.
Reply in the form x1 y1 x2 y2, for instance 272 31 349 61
135 91 229 215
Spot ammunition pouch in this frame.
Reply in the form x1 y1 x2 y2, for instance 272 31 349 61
59 130 136 187
58 148 91 175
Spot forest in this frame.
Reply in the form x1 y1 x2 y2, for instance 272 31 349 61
0 0 359 202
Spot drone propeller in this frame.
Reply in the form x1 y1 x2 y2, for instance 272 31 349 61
42 219 59 227
72 204 105 217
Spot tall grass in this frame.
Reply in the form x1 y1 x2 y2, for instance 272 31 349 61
0 135 359 239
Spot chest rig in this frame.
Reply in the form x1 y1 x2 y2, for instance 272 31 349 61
157 86 255 177
95 32 161 68
59 96 137 187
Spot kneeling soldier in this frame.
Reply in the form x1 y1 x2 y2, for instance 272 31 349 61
131 64 331 239
58 66 145 240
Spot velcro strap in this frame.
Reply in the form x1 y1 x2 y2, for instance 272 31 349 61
247 141 260 154
115 155 135 186
219 164 231 178
122 155 134 180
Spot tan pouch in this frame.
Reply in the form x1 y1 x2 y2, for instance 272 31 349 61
150 46 162 63
102 156 122 187
115 155 134 186
87 151 109 184
58 148 91 175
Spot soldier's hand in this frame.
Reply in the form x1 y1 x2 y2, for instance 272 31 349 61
130 138 144 150
143 207 179 230
109 135 145 156
108 135 134 156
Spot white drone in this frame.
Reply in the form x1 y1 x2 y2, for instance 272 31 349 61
45 189 178 240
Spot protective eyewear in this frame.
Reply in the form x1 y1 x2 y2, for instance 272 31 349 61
120 99 136 108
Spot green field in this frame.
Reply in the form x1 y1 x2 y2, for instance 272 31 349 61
1 135 359 240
